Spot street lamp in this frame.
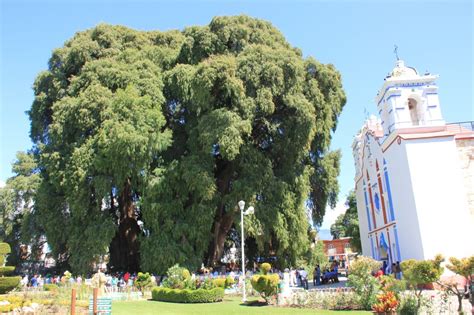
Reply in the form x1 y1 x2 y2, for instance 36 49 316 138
238 200 254 302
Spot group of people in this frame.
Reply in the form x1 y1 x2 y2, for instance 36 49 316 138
18 271 147 292
20 274 83 288
313 261 340 286
376 260 402 279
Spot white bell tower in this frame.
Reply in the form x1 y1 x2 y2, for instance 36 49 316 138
375 60 445 137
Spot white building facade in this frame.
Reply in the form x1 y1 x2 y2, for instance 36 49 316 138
352 60 474 264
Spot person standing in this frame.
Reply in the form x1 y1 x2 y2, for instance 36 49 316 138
20 274 29 289
30 274 38 288
395 261 402 280
299 268 308 290
290 268 296 287
313 265 321 286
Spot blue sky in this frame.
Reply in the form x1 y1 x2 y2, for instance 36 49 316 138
1 0 472 230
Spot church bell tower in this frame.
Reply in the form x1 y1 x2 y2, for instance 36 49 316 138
375 60 445 137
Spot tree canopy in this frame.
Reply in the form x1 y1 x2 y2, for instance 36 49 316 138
330 190 361 252
27 15 346 274
0 152 42 265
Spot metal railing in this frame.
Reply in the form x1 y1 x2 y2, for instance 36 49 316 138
446 121 474 133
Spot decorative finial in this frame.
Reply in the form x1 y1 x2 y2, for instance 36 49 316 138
364 107 369 120
393 45 399 61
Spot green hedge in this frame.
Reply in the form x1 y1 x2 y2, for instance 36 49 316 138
152 287 224 303
0 276 21 294
0 266 15 276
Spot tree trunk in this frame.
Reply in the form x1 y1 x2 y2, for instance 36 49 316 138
108 178 140 272
457 294 463 313
206 212 234 266
206 158 234 266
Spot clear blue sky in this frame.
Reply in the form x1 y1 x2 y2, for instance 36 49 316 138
1 0 473 228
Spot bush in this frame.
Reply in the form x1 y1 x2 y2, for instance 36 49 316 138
0 276 21 294
371 291 399 313
401 256 442 310
135 272 153 293
151 287 224 303
0 242 11 255
162 264 191 289
398 294 419 315
347 256 381 310
225 276 234 288
297 290 361 310
212 276 235 289
196 277 214 290
378 275 406 299
0 304 18 313
44 283 59 292
212 278 226 288
250 274 280 303
0 266 15 275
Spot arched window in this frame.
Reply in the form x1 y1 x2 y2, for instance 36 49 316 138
408 98 419 126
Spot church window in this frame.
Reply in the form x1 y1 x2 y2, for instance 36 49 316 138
408 98 419 126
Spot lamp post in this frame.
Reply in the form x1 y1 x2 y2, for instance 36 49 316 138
238 200 254 303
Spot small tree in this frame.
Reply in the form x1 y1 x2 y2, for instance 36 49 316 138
401 255 443 310
134 272 153 294
437 256 474 313
347 256 381 310
250 263 280 304
0 242 20 294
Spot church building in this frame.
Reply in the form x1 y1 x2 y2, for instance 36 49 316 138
352 60 474 264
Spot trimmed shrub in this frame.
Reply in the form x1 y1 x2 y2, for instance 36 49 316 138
0 242 19 294
162 264 191 289
212 276 235 289
260 263 271 275
0 276 21 294
0 242 11 255
151 287 224 303
134 272 152 293
43 283 59 292
225 276 234 288
212 278 226 288
0 266 15 275
0 242 11 266
250 274 280 303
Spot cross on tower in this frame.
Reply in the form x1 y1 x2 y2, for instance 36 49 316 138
393 45 399 61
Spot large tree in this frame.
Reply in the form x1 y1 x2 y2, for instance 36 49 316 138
28 16 345 274
29 25 172 272
141 16 345 272
0 152 42 266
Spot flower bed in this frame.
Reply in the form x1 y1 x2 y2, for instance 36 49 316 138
151 287 224 303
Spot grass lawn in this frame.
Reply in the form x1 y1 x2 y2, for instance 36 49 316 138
112 297 371 315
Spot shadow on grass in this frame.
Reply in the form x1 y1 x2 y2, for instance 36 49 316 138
240 299 268 307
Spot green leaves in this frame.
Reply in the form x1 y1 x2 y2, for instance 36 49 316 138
198 109 251 160
26 16 346 274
